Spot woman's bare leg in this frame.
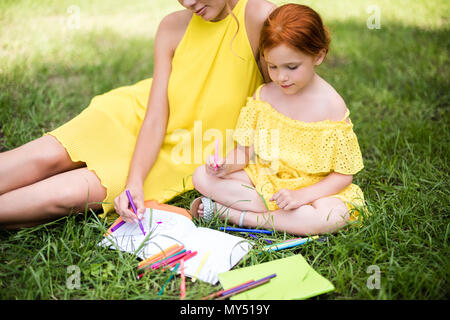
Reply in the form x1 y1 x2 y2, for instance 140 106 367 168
0 167 107 230
0 135 84 195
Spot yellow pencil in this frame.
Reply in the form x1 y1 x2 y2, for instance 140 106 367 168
191 250 210 283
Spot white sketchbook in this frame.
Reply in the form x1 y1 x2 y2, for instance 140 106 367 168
98 207 252 284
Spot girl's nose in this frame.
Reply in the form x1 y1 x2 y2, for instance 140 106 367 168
279 72 289 82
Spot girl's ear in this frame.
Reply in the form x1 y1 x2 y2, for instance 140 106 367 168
314 49 327 66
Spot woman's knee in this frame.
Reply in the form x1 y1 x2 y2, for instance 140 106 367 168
33 135 84 172
50 169 106 213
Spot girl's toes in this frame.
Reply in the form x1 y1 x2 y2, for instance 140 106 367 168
198 203 204 217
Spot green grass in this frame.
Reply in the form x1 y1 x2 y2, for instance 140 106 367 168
0 0 449 300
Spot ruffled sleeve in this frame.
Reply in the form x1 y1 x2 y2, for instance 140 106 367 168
310 125 364 175
331 126 364 174
232 97 259 147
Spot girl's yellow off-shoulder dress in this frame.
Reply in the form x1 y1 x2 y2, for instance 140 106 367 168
233 84 366 221
45 0 263 216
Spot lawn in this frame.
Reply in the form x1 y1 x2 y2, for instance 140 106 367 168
0 0 448 300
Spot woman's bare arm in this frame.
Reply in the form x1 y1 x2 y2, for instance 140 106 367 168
115 12 190 221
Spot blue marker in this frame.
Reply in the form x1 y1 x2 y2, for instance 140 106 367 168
219 226 274 235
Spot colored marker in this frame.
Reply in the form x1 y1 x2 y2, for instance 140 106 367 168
201 280 254 300
158 263 180 297
220 227 274 235
191 250 210 282
151 250 188 270
180 259 186 300
263 236 319 252
217 273 276 300
138 244 183 269
126 189 146 236
214 138 219 171
166 250 197 269
145 249 186 270
110 220 126 232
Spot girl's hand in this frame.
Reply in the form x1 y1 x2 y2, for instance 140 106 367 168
270 189 310 210
114 186 145 223
205 155 227 177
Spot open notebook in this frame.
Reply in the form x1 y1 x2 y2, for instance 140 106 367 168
98 201 252 284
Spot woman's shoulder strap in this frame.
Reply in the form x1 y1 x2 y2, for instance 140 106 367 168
253 84 265 100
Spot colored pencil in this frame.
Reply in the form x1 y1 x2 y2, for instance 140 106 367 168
126 189 146 236
191 250 210 282
216 273 276 300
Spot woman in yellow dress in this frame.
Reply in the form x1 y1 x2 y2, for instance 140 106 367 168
191 4 366 236
0 0 276 229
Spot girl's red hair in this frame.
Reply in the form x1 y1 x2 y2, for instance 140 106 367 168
259 4 331 57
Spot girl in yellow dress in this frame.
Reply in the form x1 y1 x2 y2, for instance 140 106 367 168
0 0 276 229
191 4 366 236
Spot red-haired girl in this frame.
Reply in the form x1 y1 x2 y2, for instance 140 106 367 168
191 4 365 236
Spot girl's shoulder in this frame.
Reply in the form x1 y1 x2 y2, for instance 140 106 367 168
253 82 277 100
318 78 349 123
254 81 350 125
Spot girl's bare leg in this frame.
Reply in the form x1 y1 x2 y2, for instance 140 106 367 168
198 196 350 236
0 135 84 195
0 167 107 230
192 165 267 212
192 165 350 235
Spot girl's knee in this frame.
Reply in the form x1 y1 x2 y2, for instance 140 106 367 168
192 165 209 194
288 204 349 235
315 204 350 234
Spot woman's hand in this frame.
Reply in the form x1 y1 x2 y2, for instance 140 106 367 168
114 185 145 223
205 155 228 177
270 188 311 211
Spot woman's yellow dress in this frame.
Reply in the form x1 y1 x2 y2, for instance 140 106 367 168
233 84 366 221
45 0 263 216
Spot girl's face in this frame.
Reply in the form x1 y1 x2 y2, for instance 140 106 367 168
264 44 325 95
178 0 232 22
